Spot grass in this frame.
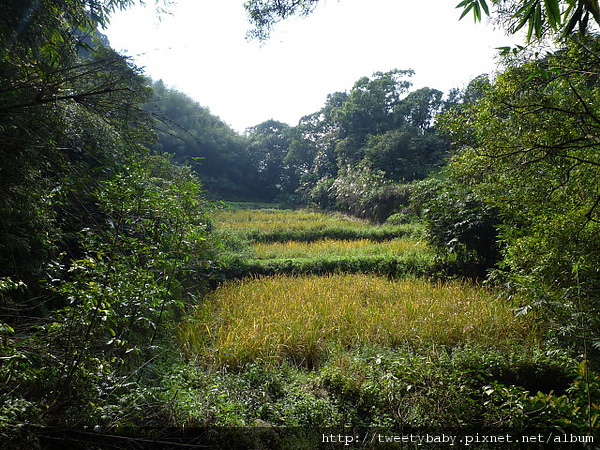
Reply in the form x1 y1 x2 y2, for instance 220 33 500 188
250 238 429 259
211 206 434 282
165 344 574 430
170 206 584 435
180 274 538 369
214 208 363 229
214 208 419 242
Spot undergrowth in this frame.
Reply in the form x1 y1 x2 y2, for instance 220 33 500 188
164 345 578 433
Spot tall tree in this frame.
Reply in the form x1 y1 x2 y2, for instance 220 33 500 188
146 81 252 199
245 119 293 200
335 70 414 140
397 87 444 132
0 1 154 296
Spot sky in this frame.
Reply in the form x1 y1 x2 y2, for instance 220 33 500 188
104 0 514 133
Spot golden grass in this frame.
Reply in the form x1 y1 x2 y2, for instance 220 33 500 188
214 208 370 232
250 239 429 259
180 274 537 368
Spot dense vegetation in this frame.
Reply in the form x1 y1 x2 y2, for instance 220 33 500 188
2 0 600 447
148 69 450 217
175 208 582 442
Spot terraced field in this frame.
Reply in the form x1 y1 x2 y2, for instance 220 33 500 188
173 206 572 435
213 207 434 278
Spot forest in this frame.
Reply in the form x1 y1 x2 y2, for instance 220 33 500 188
1 0 600 448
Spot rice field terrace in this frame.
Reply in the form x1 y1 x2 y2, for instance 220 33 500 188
212 206 433 279
250 238 427 259
171 206 580 436
213 207 419 242
181 273 538 369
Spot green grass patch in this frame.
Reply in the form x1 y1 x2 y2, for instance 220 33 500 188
214 208 419 242
218 201 284 210
180 274 538 369
215 253 434 280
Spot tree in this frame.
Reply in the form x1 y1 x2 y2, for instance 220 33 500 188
334 70 414 141
245 119 294 200
146 81 252 199
0 0 217 439
283 70 450 212
397 87 444 132
244 0 320 40
457 0 600 41
0 24 153 302
442 33 600 343
363 128 448 181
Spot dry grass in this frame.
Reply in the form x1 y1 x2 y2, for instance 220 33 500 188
250 238 429 259
180 274 537 368
215 208 368 232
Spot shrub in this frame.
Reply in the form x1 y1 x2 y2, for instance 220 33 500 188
331 165 410 222
411 176 501 276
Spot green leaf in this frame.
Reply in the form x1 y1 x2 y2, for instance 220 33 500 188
564 1 584 35
458 2 476 20
473 1 482 21
456 0 490 21
513 0 538 34
534 1 545 38
525 68 551 81
588 0 600 24
479 0 490 16
544 0 562 28
0 322 15 334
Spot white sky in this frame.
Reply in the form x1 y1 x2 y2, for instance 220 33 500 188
104 0 513 133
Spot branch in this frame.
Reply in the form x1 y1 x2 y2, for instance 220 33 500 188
585 194 600 223
0 87 133 111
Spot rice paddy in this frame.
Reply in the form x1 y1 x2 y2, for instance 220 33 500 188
213 207 419 242
173 206 574 433
180 274 535 368
214 208 366 231
250 238 429 259
181 206 537 369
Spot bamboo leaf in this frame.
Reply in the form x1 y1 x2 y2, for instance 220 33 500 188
587 0 600 24
474 0 482 21
543 0 562 28
534 1 544 38
525 68 550 81
564 2 584 34
513 0 538 33
459 2 476 20
496 46 512 55
479 0 490 15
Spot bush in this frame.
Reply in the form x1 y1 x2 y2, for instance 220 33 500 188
331 165 411 222
0 154 215 438
411 176 501 277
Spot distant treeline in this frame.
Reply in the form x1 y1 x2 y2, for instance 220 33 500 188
147 69 460 221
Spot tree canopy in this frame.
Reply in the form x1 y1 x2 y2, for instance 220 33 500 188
0 0 216 438
244 0 600 41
